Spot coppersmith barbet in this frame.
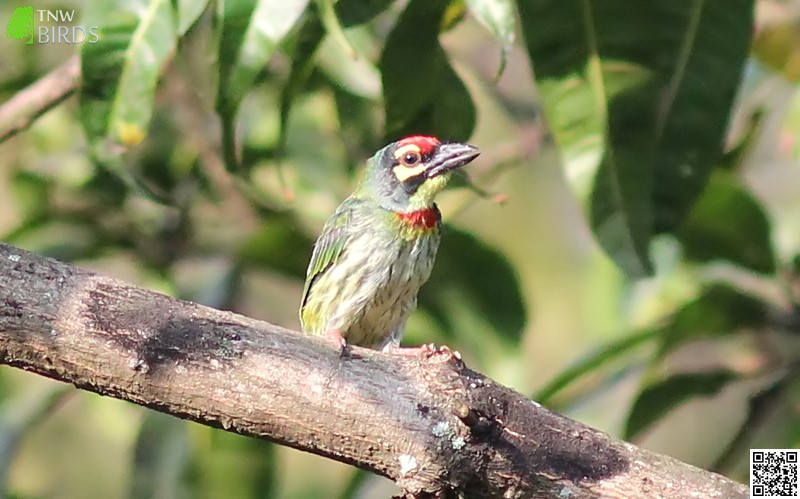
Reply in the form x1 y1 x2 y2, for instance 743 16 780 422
299 135 480 352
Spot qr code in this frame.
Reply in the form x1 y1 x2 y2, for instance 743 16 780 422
751 449 799 498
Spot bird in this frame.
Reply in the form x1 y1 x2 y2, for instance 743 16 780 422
299 135 480 353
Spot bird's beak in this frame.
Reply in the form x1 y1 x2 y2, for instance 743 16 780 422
425 143 480 178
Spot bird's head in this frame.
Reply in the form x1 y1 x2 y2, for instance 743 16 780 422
359 135 480 213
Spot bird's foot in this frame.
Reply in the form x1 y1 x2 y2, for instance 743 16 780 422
324 329 349 357
383 342 436 356
383 342 461 361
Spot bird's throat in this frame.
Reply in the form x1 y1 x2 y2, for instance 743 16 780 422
396 205 441 230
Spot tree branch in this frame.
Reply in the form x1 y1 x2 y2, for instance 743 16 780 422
0 242 747 498
0 55 81 142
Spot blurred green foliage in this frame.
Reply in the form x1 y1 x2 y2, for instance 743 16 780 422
1 0 799 497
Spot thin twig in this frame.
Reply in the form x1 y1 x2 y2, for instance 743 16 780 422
0 55 81 142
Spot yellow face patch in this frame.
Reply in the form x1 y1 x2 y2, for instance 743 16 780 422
393 163 427 181
392 144 426 181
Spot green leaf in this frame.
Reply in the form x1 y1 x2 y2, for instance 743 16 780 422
465 0 515 77
6 221 104 262
590 148 655 278
216 0 310 169
9 170 50 223
278 0 393 156
136 113 191 194
659 282 770 354
317 29 382 100
381 0 476 141
278 6 326 160
753 22 800 82
331 87 382 158
337 469 370 499
712 374 789 472
534 329 658 405
238 214 315 277
517 0 754 277
130 412 190 499
418 226 526 346
650 1 753 232
678 173 775 274
217 0 310 117
0 387 72 492
718 110 764 173
177 0 211 34
187 428 276 498
80 0 178 147
625 370 739 440
336 0 397 25
314 0 357 58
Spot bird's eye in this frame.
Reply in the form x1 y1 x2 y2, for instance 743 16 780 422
402 152 420 166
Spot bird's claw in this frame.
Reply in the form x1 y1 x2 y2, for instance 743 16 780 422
428 344 461 361
384 342 461 361
324 329 349 357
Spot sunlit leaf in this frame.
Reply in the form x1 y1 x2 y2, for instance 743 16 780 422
216 0 310 170
465 0 515 77
317 29 381 100
381 0 475 141
278 0 395 156
440 1 466 32
217 0 310 117
177 0 210 34
517 0 754 277
625 370 739 440
80 0 178 146
314 0 356 59
678 173 775 274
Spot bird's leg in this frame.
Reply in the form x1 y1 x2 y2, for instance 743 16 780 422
324 329 348 356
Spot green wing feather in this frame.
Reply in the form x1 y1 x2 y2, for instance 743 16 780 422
299 199 358 320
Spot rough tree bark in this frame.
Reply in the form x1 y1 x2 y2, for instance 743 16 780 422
0 242 747 498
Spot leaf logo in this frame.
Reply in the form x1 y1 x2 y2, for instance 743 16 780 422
7 5 34 44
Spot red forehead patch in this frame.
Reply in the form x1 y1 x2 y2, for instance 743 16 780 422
397 135 440 156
